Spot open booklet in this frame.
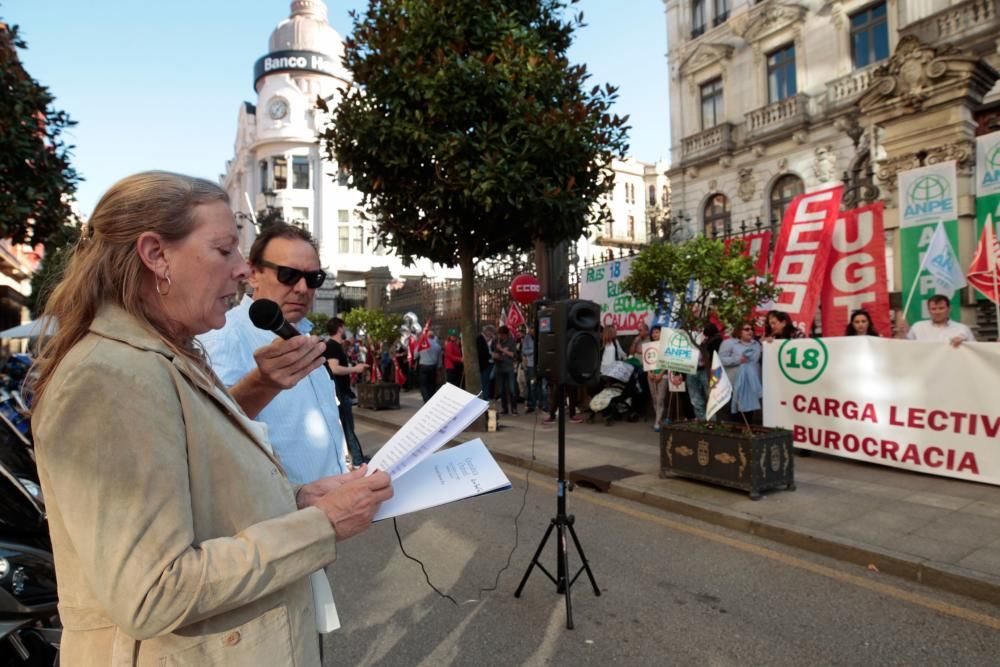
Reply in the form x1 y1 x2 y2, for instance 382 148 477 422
364 383 510 520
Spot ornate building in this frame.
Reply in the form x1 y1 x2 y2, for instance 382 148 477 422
664 0 999 320
576 157 672 263
220 0 458 312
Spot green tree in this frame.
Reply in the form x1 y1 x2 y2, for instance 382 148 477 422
621 236 779 342
321 0 629 393
305 311 331 334
343 307 404 382
0 21 80 248
26 222 78 316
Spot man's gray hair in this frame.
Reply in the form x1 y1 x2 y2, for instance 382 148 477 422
482 324 497 335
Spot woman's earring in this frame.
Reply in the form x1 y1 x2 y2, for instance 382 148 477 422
156 270 172 297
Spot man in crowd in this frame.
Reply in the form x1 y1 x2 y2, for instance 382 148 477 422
326 317 369 468
199 223 348 483
414 329 443 402
905 294 975 347
477 324 496 398
517 323 539 413
493 325 518 415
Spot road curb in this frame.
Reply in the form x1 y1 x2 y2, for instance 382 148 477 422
354 409 1000 607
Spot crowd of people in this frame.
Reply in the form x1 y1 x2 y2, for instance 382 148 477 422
461 295 980 432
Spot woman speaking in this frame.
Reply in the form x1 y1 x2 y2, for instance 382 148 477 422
30 172 392 665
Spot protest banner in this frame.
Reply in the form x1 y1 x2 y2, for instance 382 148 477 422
640 329 699 373
763 337 1000 486
898 161 961 322
768 185 844 334
821 202 892 337
725 230 772 275
579 256 654 334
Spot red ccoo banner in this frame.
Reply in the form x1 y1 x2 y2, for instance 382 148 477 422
770 185 844 334
725 230 772 275
821 202 892 337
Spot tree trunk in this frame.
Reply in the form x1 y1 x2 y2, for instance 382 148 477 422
459 247 482 396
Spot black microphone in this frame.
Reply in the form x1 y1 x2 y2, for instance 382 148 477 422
248 298 336 380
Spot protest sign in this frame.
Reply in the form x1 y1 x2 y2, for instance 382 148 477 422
763 337 1000 486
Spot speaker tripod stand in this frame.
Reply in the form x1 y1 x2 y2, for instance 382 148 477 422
514 384 600 629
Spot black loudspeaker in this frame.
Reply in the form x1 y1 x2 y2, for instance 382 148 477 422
537 299 601 386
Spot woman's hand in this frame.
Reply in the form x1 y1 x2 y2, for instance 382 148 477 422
298 467 393 540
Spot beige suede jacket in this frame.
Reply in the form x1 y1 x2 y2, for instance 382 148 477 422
33 305 336 666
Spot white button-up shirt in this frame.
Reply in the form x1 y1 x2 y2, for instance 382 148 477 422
198 296 348 483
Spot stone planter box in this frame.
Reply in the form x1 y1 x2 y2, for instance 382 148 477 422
356 382 400 410
660 421 795 500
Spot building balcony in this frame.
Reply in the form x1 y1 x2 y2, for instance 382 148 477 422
680 122 736 165
902 0 998 55
745 93 809 144
825 65 878 114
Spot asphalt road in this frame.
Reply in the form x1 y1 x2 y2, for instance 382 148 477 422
323 421 1000 666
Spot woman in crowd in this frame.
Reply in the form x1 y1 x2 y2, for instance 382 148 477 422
444 329 464 387
844 309 880 336
764 310 803 341
719 321 764 422
629 321 650 355
647 325 667 431
29 172 392 664
600 324 627 370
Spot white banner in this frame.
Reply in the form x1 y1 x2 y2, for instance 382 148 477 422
763 337 1000 486
640 329 699 373
579 257 654 335
976 130 1000 197
898 161 957 229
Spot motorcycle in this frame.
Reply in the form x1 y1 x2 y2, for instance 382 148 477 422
0 381 61 665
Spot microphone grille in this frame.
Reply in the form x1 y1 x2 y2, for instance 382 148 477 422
248 299 284 332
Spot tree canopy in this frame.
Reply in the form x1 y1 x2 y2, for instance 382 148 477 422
621 236 779 339
321 0 629 392
0 21 79 248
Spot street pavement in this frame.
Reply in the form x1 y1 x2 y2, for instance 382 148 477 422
353 389 1000 606
326 421 1000 666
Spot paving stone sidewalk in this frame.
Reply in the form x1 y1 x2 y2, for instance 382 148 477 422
354 390 1000 605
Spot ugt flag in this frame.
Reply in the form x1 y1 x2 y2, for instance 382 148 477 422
967 215 1000 302
924 222 967 294
705 351 732 421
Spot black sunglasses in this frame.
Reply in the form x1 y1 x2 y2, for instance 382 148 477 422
258 260 326 288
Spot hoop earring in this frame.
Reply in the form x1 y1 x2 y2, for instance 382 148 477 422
156 272 172 297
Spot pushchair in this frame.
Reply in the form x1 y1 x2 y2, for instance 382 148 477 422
586 359 642 426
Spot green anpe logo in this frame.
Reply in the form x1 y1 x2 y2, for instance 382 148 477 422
778 338 828 385
987 144 1000 171
904 174 953 219
908 175 949 202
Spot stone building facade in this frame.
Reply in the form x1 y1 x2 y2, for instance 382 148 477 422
665 0 999 325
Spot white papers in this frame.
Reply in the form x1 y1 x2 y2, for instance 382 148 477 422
366 383 488 480
309 570 341 633
373 439 511 521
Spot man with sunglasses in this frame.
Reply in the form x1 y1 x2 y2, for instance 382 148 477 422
199 223 350 484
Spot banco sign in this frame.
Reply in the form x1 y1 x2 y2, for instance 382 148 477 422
904 175 952 219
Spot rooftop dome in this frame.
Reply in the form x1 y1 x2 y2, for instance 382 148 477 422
268 0 343 58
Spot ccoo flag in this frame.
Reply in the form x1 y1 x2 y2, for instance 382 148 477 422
967 215 1000 303
923 222 967 294
705 351 732 421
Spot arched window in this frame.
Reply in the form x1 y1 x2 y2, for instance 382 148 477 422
770 174 804 225
703 193 731 238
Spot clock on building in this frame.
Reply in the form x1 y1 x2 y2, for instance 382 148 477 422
268 97 289 120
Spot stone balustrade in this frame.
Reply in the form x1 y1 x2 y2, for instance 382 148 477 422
826 65 877 111
681 122 735 163
745 94 809 141
903 0 997 46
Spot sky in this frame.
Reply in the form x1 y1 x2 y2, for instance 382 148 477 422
4 0 670 216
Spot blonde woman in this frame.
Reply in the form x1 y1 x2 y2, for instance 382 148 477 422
30 172 392 665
